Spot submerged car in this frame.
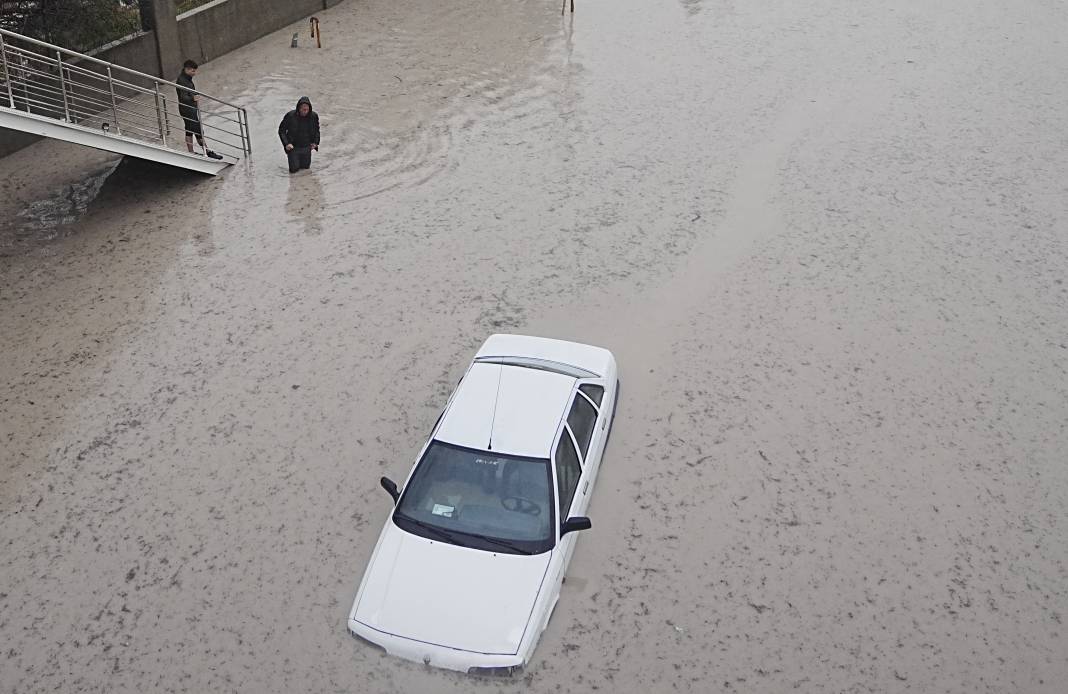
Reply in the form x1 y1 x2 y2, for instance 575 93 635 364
347 334 619 675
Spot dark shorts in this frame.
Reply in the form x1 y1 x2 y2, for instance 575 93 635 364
180 106 202 136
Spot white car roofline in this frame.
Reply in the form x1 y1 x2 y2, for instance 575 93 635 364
473 355 599 379
476 334 615 378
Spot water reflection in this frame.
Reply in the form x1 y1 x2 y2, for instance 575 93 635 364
678 0 736 19
678 0 703 16
285 171 325 236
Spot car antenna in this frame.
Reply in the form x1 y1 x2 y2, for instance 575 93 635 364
487 364 504 451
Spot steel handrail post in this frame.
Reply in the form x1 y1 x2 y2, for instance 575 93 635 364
153 81 166 147
233 106 241 153
19 56 31 114
236 108 245 154
0 34 14 108
56 50 71 122
243 108 251 154
106 66 120 134
235 106 245 154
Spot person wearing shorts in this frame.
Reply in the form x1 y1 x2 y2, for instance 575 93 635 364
176 59 222 159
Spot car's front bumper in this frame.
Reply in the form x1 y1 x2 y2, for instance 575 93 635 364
347 618 525 675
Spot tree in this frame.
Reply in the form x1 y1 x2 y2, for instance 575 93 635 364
0 1 142 52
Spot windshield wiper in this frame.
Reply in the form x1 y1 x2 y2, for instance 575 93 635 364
458 531 533 555
395 513 533 555
394 513 459 544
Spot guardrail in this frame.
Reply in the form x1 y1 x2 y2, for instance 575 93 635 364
0 27 250 159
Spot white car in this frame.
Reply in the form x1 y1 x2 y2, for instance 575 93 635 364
347 334 619 676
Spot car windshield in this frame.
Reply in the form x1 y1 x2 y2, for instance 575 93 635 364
393 441 555 555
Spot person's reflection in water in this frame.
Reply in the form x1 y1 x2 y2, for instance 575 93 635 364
192 226 216 256
285 171 324 236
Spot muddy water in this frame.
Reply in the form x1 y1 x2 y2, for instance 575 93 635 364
2 0 1067 692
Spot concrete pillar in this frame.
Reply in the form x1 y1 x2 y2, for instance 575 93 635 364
142 0 183 79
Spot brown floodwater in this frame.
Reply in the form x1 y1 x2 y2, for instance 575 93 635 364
2 0 1067 692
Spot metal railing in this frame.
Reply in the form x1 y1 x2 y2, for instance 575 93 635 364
0 27 250 160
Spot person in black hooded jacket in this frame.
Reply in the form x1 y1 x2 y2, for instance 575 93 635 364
278 96 320 173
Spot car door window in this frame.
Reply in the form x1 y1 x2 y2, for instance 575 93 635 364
555 433 582 518
566 392 599 460
579 384 604 407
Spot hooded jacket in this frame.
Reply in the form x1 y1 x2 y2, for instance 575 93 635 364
278 96 320 149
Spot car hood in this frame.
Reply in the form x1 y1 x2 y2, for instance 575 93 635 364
352 522 552 655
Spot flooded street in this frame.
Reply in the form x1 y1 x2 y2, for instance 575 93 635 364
2 0 1067 691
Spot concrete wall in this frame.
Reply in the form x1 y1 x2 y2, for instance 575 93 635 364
179 0 343 65
88 31 162 75
0 0 345 158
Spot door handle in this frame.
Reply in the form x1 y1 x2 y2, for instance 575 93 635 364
583 480 589 494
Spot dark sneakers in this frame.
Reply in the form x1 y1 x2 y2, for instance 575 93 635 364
206 150 224 160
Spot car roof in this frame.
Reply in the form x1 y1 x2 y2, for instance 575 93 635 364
476 333 614 378
434 362 575 458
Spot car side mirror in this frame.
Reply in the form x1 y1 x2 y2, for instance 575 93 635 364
560 516 592 537
380 476 399 504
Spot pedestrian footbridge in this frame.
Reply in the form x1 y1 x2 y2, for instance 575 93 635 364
0 28 250 176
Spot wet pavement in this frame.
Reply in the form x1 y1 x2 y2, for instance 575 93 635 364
2 0 1067 692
